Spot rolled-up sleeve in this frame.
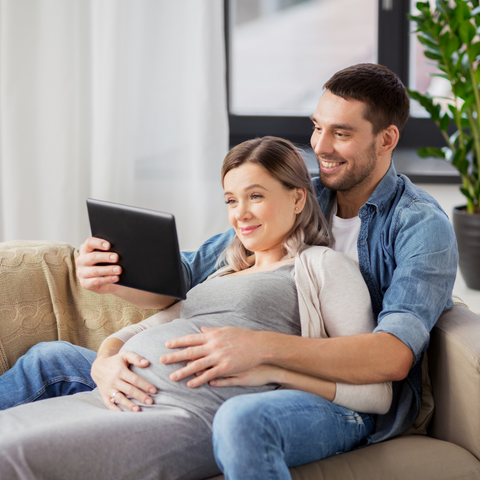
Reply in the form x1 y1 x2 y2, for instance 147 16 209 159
373 200 458 363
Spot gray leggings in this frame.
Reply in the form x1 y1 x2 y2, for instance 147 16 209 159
0 390 221 480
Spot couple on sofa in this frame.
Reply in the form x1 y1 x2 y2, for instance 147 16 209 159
0 63 458 479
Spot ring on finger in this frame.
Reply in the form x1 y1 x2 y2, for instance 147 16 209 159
110 391 119 404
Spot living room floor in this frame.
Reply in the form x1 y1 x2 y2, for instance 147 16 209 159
418 183 480 315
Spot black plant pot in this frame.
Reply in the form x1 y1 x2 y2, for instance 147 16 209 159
453 206 480 290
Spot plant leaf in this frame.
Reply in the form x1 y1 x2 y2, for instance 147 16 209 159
459 19 476 44
468 41 480 63
455 0 472 22
440 112 452 131
451 148 469 175
407 90 442 121
417 147 446 158
417 35 440 52
460 186 473 200
429 72 450 80
424 50 443 61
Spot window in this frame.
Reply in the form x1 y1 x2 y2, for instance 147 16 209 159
230 0 377 116
225 0 460 182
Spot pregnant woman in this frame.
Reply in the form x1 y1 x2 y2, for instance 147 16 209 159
0 136 390 480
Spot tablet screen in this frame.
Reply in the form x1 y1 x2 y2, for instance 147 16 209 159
86 199 186 299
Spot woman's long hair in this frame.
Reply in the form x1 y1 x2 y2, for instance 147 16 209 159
220 136 330 272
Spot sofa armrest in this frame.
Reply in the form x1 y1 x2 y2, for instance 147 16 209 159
0 240 160 375
428 305 480 460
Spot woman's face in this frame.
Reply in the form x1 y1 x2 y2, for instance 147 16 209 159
223 162 303 257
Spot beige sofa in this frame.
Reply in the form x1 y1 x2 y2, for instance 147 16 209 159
1 240 480 479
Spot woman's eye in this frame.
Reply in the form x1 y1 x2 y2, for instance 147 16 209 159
251 194 263 200
225 199 237 205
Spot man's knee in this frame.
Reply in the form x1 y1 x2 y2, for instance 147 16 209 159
213 394 292 477
213 393 280 446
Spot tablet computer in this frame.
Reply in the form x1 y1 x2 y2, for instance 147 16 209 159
86 198 186 299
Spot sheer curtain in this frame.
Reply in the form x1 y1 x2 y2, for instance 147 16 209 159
0 0 229 250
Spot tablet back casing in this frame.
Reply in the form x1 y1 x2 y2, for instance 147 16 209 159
87 199 186 299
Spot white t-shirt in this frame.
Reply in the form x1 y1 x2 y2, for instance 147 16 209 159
331 208 361 267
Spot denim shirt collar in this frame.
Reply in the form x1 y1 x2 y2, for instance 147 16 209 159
362 161 398 214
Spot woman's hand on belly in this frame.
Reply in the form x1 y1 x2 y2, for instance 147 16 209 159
92 339 158 412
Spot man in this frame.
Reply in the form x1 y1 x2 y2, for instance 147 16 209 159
0 64 458 477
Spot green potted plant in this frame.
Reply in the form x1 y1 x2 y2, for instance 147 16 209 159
408 0 480 289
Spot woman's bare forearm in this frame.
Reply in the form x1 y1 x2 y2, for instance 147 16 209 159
274 367 336 401
96 337 125 360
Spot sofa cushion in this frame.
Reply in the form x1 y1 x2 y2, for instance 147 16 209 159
428 305 480 460
208 436 480 479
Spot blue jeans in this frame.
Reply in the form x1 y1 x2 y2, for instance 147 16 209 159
0 341 97 410
213 390 375 480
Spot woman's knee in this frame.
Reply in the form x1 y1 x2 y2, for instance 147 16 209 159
22 341 96 371
27 341 73 361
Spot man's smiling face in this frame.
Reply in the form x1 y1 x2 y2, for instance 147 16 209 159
310 90 383 196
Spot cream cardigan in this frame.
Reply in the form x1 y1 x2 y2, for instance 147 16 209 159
294 246 392 414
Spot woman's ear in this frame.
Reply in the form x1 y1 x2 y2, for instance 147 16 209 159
294 188 307 213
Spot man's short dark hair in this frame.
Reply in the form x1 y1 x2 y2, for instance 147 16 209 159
324 63 410 135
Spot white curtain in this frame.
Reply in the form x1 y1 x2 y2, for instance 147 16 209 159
0 0 230 250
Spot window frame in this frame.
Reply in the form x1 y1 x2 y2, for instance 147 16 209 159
225 0 446 150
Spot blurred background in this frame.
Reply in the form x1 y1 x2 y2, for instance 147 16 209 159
0 0 460 251
0 0 229 250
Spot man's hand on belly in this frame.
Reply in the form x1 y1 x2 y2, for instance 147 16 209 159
160 326 269 388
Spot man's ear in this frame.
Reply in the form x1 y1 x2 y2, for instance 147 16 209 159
378 125 400 156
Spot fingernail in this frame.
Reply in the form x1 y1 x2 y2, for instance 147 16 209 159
170 373 178 381
165 341 172 347
103 242 109 248
110 254 116 260
132 405 140 412
145 397 153 405
140 359 148 365
149 388 156 394
210 380 217 386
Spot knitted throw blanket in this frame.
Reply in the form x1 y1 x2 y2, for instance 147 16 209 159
0 241 159 375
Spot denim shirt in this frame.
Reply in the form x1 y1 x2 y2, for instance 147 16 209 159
180 162 458 442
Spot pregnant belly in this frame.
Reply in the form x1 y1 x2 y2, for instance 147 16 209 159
119 318 277 419
120 319 201 384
